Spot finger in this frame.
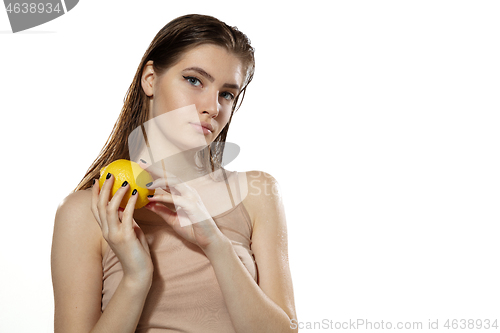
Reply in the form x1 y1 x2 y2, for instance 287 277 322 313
138 159 150 169
146 202 179 226
137 159 156 181
97 173 113 209
145 177 168 190
147 191 185 208
90 179 103 228
122 187 139 229
167 179 190 196
106 180 131 231
97 173 115 234
148 193 188 224
146 176 183 191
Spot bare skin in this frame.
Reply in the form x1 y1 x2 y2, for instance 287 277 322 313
51 44 297 333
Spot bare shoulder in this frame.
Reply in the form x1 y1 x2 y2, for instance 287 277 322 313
56 189 92 215
53 189 103 257
239 170 283 207
238 170 285 230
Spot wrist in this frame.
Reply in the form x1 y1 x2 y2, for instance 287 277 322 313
122 269 153 291
202 231 232 261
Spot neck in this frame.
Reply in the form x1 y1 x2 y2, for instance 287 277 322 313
133 144 215 183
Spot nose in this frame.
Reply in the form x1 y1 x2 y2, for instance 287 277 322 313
198 89 220 118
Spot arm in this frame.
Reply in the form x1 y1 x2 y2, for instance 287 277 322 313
51 190 103 332
51 179 153 333
203 171 297 333
145 169 298 332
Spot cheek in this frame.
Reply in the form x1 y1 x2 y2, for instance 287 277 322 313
154 88 194 115
219 110 232 127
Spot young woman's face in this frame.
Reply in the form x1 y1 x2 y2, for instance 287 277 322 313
141 44 244 154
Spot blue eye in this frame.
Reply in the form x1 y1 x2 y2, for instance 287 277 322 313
221 92 235 101
183 76 201 87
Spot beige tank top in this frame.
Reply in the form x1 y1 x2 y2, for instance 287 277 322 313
101 171 257 332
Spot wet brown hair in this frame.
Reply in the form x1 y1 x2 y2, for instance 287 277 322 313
74 14 255 191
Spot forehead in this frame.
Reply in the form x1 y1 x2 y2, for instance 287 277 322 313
172 44 244 86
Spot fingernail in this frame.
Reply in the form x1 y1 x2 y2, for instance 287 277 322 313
146 182 152 187
140 159 147 164
147 195 154 198
92 179 96 186
132 189 137 195
122 181 128 187
106 173 112 179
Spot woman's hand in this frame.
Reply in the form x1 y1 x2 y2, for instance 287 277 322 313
141 164 227 253
91 174 154 285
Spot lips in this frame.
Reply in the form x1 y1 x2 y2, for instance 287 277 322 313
198 122 213 132
189 122 213 135
190 121 213 132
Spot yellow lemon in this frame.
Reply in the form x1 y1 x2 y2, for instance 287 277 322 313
99 159 154 209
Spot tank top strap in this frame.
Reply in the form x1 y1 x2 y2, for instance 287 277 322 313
221 168 236 208
233 171 242 203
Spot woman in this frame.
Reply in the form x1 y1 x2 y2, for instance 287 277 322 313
51 14 297 332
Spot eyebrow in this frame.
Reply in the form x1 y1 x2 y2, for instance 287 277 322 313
183 66 240 91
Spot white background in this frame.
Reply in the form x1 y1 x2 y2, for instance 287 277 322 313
1 1 499 332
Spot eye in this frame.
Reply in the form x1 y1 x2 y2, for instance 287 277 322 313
220 91 235 101
183 76 201 87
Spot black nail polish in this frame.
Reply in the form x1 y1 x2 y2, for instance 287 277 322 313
147 195 154 198
106 173 111 179
146 182 152 187
140 159 147 163
92 179 96 185
132 189 137 195
122 181 128 187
